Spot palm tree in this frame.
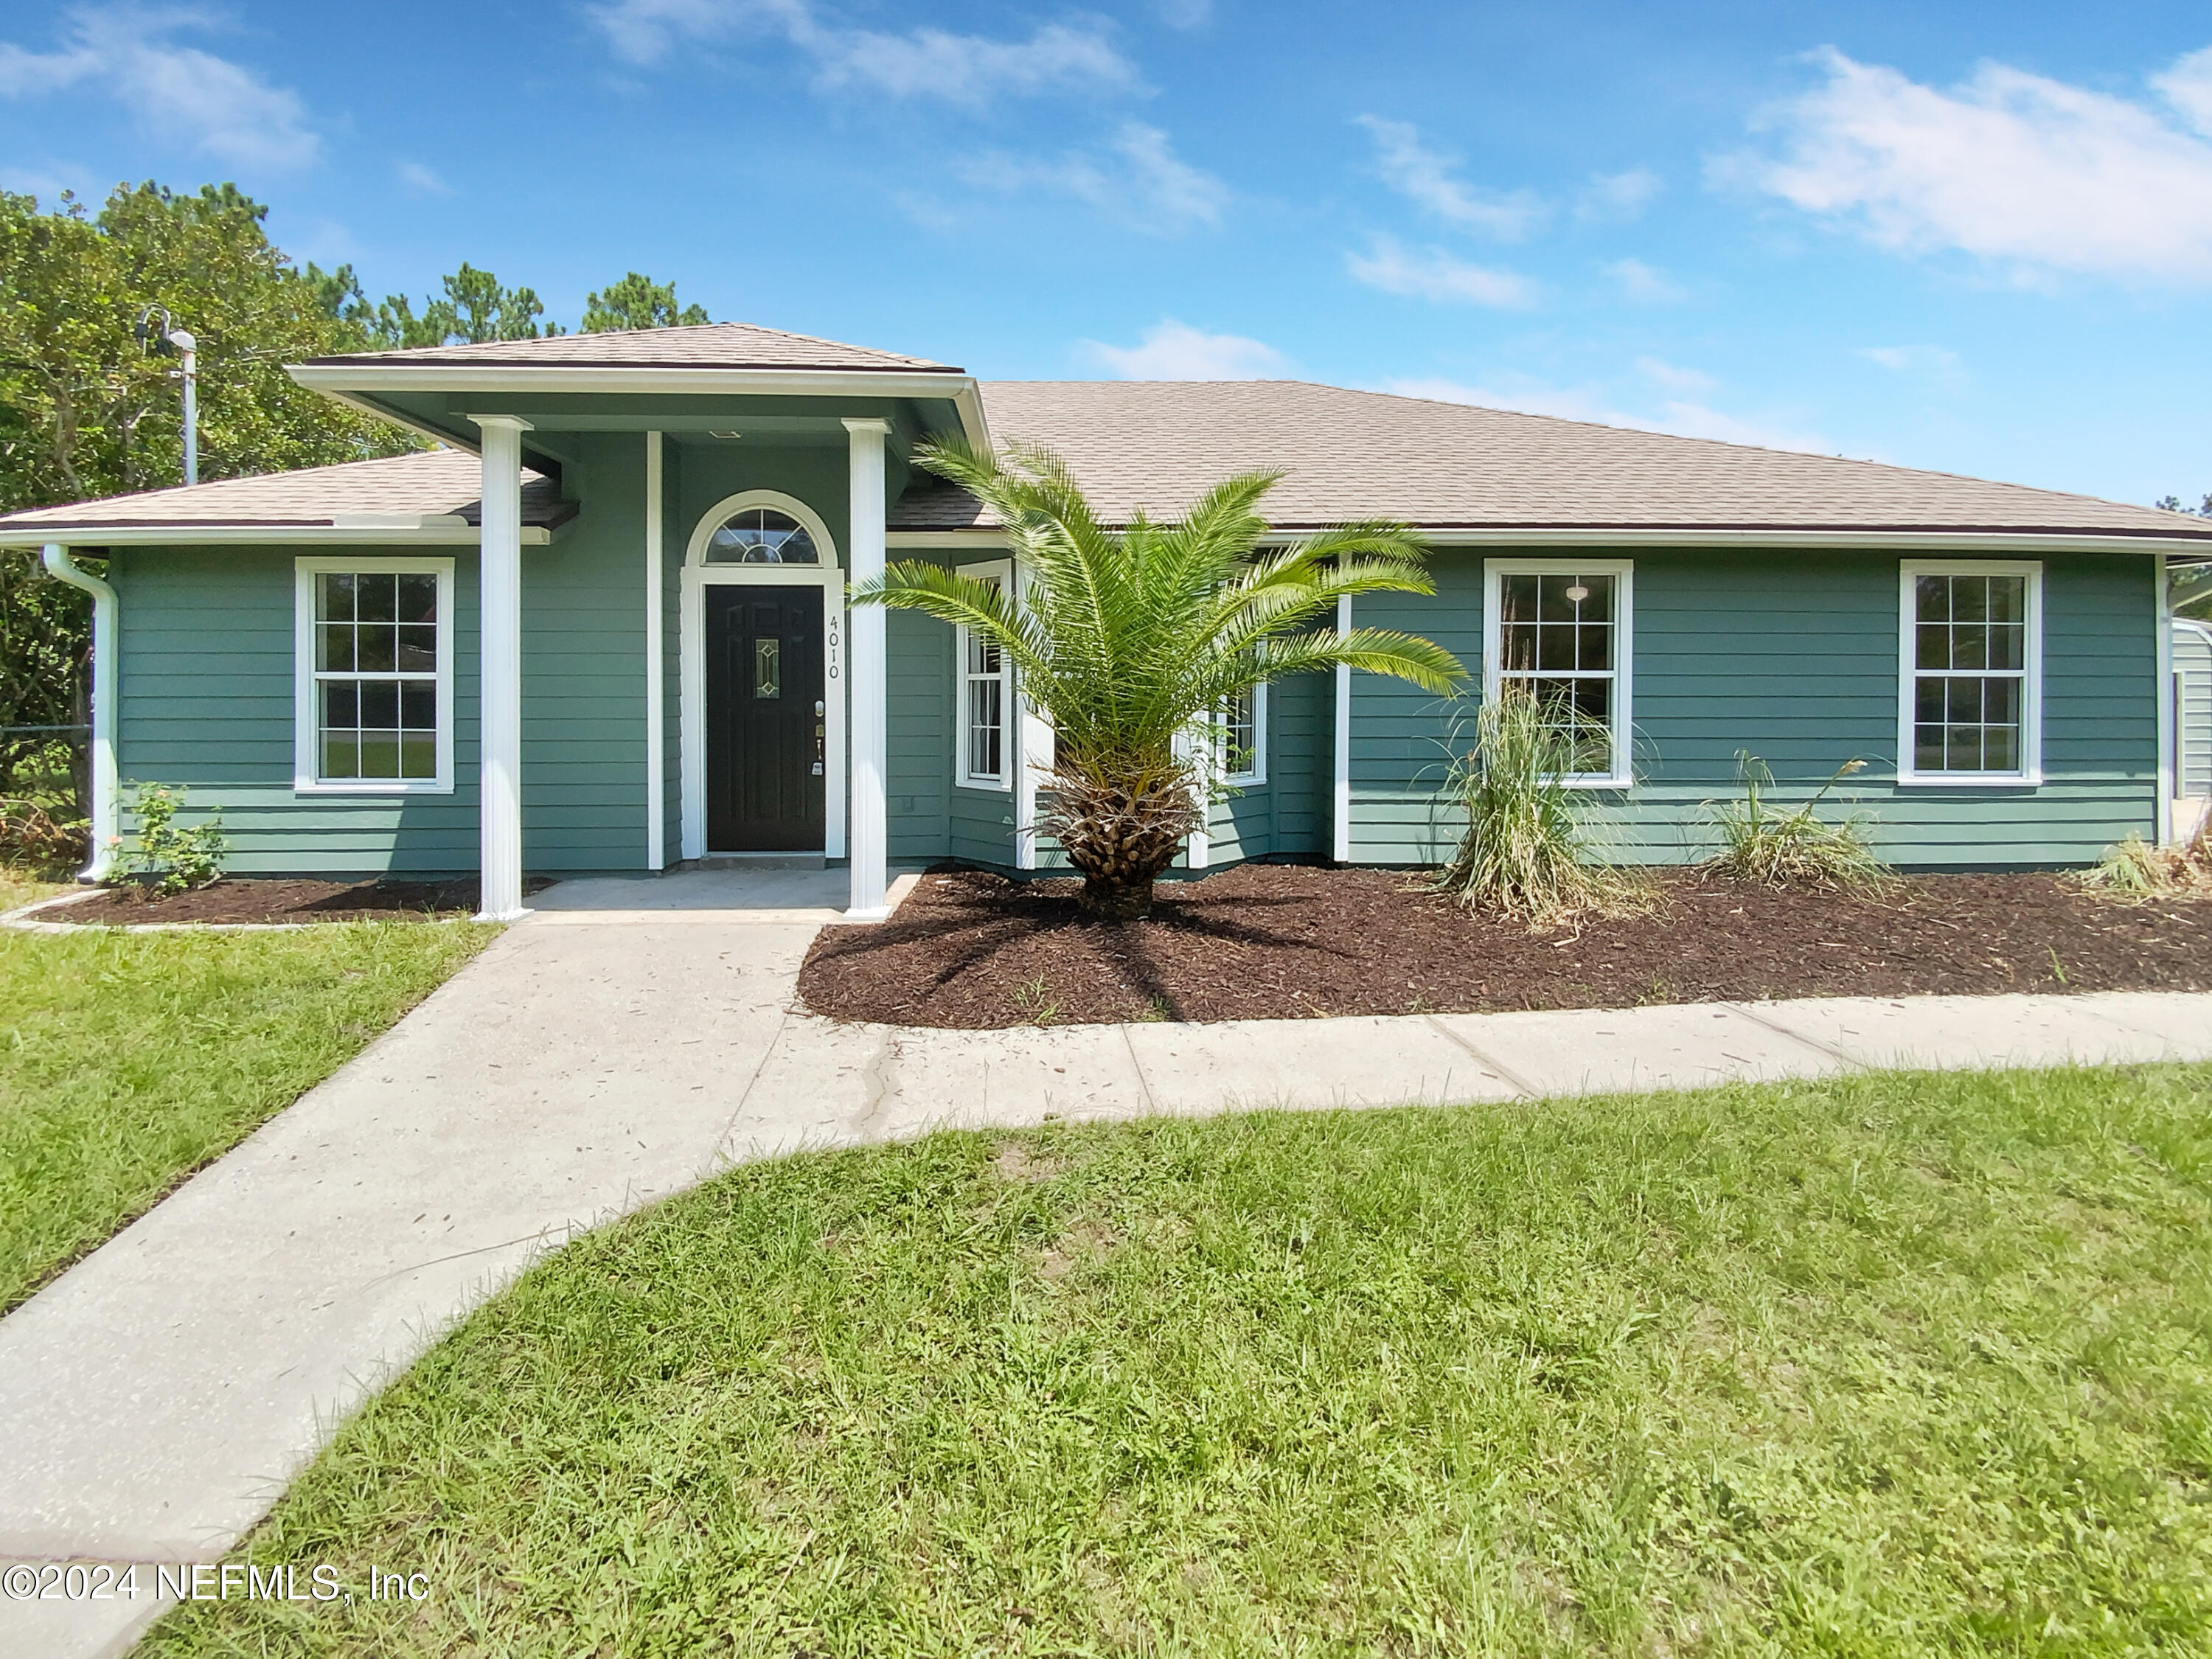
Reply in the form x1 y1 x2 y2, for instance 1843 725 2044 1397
849 439 1467 919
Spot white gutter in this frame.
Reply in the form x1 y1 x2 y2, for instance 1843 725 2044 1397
0 524 552 549
39 544 118 882
286 364 992 452
887 526 2211 555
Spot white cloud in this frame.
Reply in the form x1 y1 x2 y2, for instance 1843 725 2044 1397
1155 0 1211 28
1346 237 1535 307
1725 44 2212 282
1354 114 1545 239
1857 343 1967 390
1384 375 1833 455
1082 320 1289 380
1579 167 1662 218
396 161 453 197
0 6 319 168
2154 45 2212 135
585 0 1138 102
1634 355 1714 392
957 122 1227 231
1603 257 1686 301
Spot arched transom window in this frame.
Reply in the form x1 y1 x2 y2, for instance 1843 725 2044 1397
703 507 821 566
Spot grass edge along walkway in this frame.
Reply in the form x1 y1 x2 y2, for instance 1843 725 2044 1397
145 1060 2212 1658
1 916 498 1314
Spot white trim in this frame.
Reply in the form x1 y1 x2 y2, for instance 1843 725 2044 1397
684 487 839 571
678 494 845 862
953 557 1015 793
644 431 666 869
1368 527 2202 555
1221 681 1267 787
886 529 1012 549
288 364 990 451
1482 557 1635 790
1332 594 1352 861
291 555 456 796
0 524 552 548
868 526 2212 557
2159 564 2175 846
1896 558 2043 787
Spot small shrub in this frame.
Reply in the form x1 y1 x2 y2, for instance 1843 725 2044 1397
123 783 228 897
1430 683 1638 925
1707 753 1891 891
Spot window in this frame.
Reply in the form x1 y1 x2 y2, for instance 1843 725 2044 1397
1220 681 1267 785
703 507 819 565
294 558 453 793
1899 561 2041 784
956 559 1013 790
1483 560 1633 785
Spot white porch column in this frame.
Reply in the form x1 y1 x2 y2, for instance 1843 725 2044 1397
844 417 891 918
1332 594 1352 863
473 414 531 919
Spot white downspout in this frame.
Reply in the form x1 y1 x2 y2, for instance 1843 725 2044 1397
2157 559 2175 848
41 543 119 882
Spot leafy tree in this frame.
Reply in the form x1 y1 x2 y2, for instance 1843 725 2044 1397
583 272 710 333
851 439 1466 919
347 262 563 348
0 182 420 790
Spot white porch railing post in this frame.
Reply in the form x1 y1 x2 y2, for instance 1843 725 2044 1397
844 417 891 918
473 415 531 920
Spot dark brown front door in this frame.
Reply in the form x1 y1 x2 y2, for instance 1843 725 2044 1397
706 585 825 851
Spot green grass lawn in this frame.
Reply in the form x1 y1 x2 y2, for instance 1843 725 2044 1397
0 907 496 1312
143 1063 2212 1657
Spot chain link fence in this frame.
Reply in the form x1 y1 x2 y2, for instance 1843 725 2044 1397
1 723 91 869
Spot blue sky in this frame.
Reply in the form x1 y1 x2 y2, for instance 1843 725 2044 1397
1 1 2209 507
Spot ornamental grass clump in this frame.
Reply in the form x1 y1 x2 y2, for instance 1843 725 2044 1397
2081 822 2212 900
1707 752 1892 891
1432 682 1632 924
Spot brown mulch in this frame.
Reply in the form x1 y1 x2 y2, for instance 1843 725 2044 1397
33 874 557 926
799 862 2212 1029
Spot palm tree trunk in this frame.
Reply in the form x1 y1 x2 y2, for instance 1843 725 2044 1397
1079 873 1155 921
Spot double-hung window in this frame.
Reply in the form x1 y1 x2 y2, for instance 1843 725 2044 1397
955 558 1013 791
1898 561 2041 785
1483 559 1633 785
294 557 454 793
1219 682 1267 785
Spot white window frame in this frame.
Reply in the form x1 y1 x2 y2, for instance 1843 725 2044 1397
1220 681 1267 786
293 555 455 795
955 557 1014 793
1896 559 2043 787
1482 557 1635 789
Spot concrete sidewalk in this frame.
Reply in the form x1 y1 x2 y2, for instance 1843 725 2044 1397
7 874 2212 1655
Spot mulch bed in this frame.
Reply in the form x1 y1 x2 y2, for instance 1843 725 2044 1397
33 874 557 926
800 862 2212 1028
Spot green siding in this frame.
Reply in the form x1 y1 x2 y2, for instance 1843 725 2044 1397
1346 548 2158 869
114 544 483 875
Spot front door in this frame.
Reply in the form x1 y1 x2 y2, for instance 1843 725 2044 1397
705 585 826 851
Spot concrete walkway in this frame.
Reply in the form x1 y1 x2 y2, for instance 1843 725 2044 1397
7 869 2212 1655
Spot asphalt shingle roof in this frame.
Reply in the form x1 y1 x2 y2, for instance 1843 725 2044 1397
303 320 961 374
888 380 2210 539
0 449 571 534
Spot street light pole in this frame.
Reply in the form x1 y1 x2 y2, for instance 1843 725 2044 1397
135 307 198 485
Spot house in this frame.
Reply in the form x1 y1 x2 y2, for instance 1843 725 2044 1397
4 320 2209 919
